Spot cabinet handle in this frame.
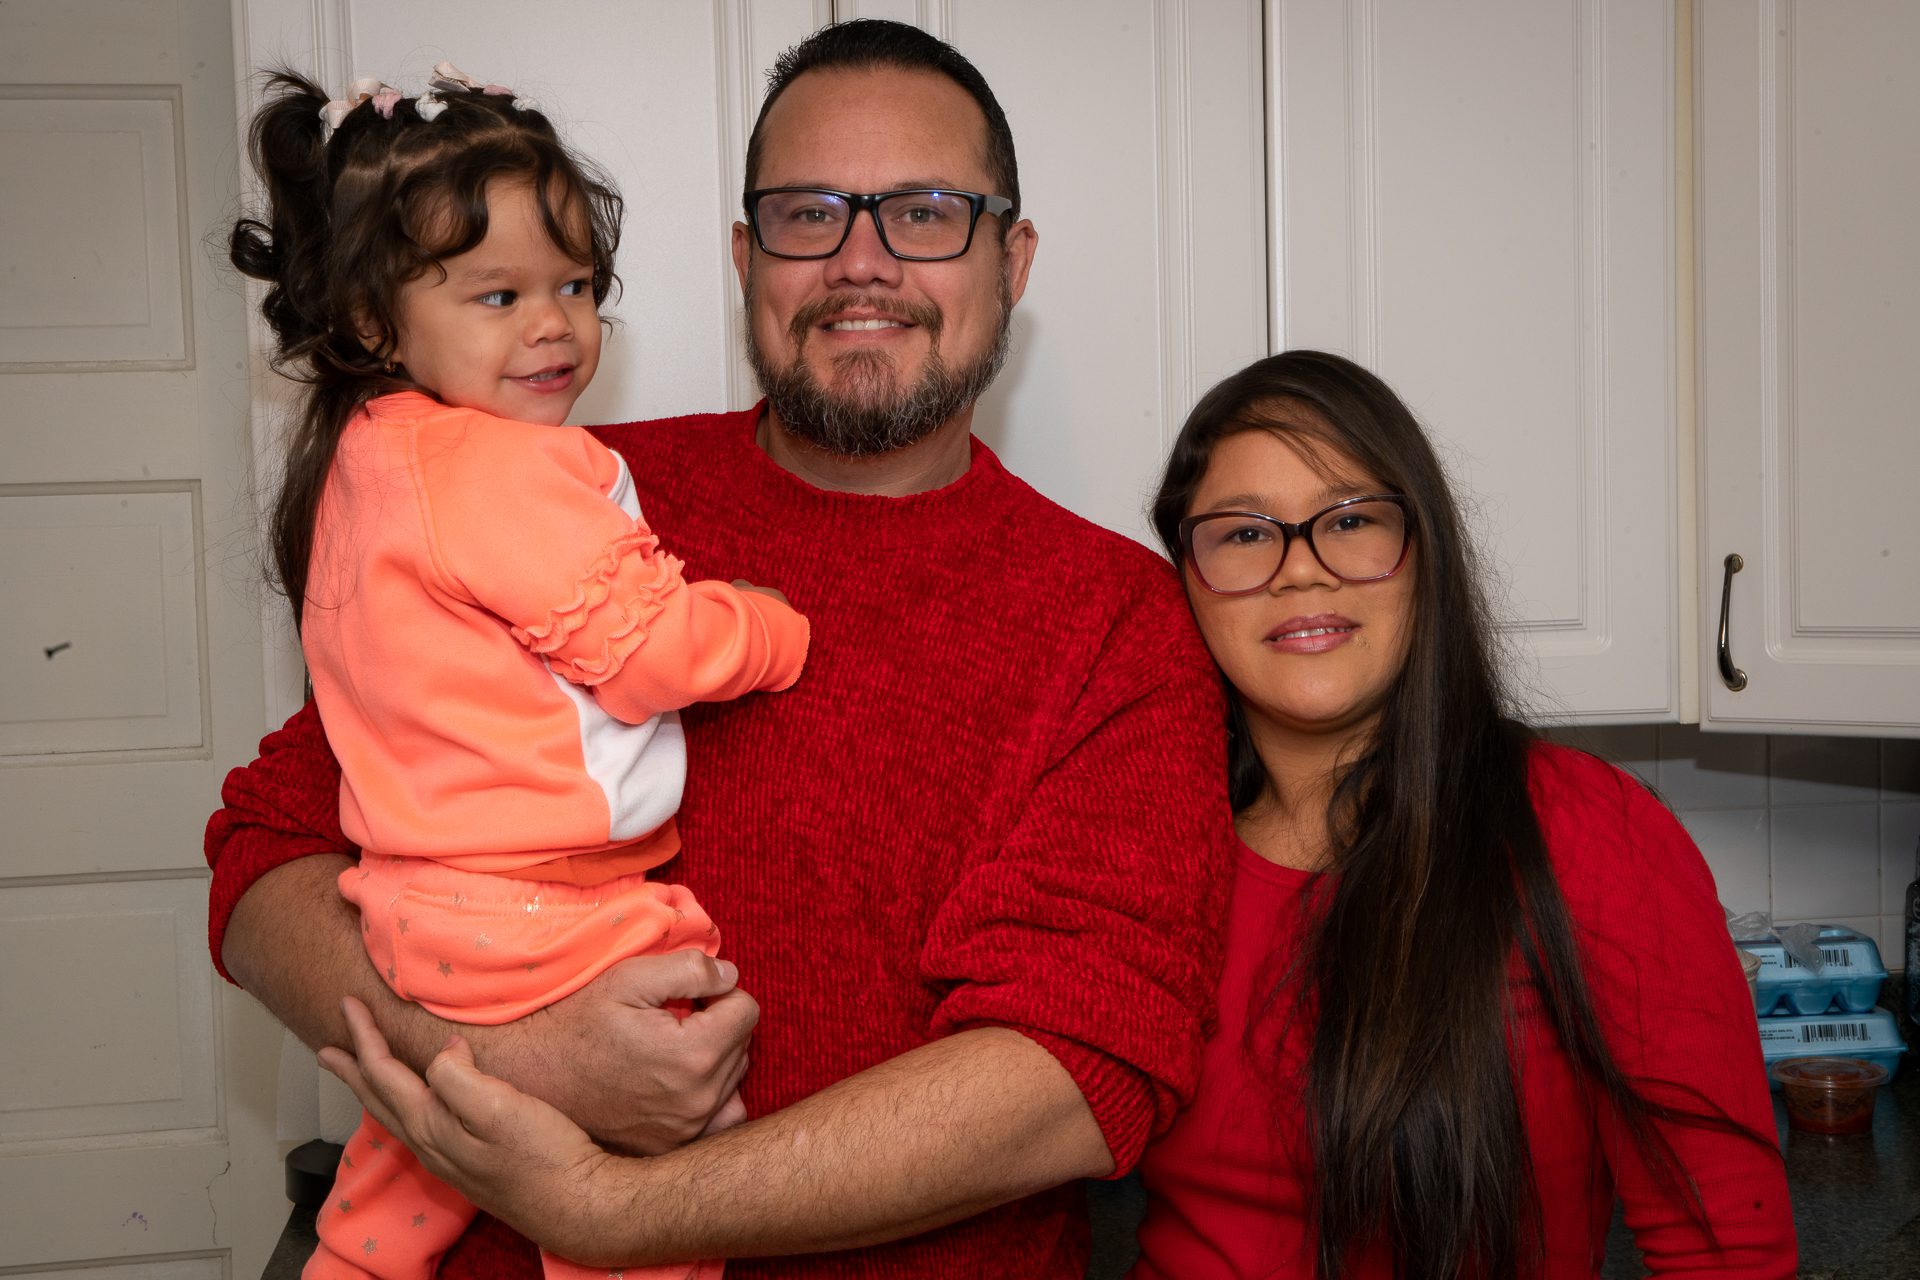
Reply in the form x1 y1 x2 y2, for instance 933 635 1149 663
1717 553 1748 692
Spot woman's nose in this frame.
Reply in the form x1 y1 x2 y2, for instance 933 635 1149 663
1268 530 1338 593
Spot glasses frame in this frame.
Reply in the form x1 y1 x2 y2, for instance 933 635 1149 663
744 187 1015 262
1179 494 1413 595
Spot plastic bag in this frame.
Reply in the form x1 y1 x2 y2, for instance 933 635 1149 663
1725 908 1827 974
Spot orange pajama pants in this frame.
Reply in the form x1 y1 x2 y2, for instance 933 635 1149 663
303 855 724 1280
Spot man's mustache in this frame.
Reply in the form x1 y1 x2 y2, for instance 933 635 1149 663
788 293 943 345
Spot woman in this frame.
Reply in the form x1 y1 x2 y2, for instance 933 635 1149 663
1132 351 1794 1278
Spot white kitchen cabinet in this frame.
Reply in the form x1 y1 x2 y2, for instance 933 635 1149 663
1271 0 1919 735
1269 0 1686 723
1696 0 1920 736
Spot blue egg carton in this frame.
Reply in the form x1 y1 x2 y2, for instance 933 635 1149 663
1744 927 1887 1016
1756 1008 1905 1089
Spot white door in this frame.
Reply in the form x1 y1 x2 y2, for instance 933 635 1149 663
0 0 286 1274
1697 0 1920 736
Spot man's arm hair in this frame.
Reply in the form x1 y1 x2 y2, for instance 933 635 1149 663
341 1017 1115 1265
578 1027 1114 1260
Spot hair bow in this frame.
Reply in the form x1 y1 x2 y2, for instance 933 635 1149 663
430 61 514 96
319 77 402 131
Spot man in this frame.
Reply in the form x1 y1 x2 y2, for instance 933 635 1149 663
209 20 1232 1276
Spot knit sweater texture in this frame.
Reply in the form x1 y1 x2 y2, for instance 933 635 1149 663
207 406 1236 1279
1133 743 1796 1278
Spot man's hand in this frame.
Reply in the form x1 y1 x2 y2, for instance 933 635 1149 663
224 856 756 1157
475 949 757 1155
323 998 638 1266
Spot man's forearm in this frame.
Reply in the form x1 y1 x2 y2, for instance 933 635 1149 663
227 855 757 1154
558 1026 1115 1264
223 854 457 1069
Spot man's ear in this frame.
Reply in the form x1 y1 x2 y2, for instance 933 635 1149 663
731 222 752 296
1001 219 1037 308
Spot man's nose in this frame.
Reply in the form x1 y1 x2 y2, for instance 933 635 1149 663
825 206 905 289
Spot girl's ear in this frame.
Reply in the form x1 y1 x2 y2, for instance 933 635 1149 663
352 309 391 358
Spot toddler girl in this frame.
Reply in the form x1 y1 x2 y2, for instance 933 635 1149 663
230 65 806 1280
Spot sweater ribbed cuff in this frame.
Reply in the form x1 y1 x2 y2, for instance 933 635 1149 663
998 1025 1160 1176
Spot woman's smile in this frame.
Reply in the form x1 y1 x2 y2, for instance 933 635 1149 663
1264 612 1359 652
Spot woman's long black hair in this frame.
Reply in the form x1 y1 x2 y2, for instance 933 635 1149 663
229 71 621 628
1152 351 1770 1279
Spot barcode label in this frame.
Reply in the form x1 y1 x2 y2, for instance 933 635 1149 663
1798 1022 1870 1043
1779 947 1856 971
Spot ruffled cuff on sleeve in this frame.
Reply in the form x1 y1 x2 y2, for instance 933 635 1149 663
509 525 687 686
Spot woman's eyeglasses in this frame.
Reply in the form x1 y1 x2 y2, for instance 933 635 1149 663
1179 495 1412 594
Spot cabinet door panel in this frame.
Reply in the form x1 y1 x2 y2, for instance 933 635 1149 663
1698 0 1920 735
1272 0 1681 721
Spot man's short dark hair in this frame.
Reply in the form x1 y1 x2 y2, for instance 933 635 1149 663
743 19 1021 225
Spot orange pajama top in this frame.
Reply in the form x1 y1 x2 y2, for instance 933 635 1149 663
300 392 809 874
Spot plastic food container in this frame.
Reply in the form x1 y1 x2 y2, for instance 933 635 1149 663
1769 1057 1890 1135
1745 927 1888 1016
1737 948 1763 1009
1757 1007 1905 1087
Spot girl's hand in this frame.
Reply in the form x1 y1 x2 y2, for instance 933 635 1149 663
319 997 626 1260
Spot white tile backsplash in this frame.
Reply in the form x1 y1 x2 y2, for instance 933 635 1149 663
1769 735 1882 806
1771 804 1881 919
1883 801 1920 916
1678 808 1771 917
1884 740 1920 800
1656 726 1769 809
1547 726 1920 971
1877 916 1909 972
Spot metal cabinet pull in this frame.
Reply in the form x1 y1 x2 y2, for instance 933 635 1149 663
1717 553 1748 692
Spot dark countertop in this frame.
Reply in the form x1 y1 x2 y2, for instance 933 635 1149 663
1774 1061 1920 1280
1602 980 1920 1280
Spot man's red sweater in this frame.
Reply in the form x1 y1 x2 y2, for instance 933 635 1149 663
206 408 1236 1278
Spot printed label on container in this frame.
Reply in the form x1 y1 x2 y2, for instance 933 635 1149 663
1757 1021 1875 1047
1758 948 1866 974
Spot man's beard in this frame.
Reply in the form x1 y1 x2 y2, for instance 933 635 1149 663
743 277 1013 457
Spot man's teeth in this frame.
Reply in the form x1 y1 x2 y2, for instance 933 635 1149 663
828 318 905 331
